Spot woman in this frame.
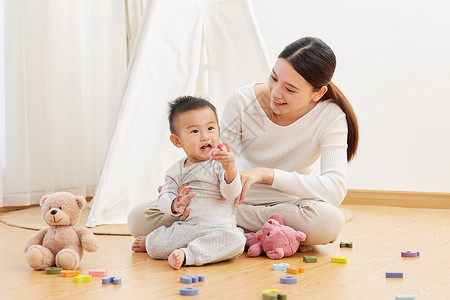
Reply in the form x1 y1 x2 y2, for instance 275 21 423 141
128 37 358 247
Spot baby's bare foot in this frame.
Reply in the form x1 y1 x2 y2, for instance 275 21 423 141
131 236 147 252
168 249 185 270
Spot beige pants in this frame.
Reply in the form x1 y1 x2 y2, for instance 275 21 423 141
127 199 345 246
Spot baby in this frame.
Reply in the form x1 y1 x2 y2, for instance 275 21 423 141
131 95 245 269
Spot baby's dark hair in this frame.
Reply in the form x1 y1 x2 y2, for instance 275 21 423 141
168 96 218 134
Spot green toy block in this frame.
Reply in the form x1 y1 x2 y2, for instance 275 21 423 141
340 242 353 248
303 256 317 263
45 267 63 274
263 292 287 300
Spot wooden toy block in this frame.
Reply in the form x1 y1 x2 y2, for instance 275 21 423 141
386 271 403 278
180 276 192 284
102 276 121 284
303 256 317 263
331 256 347 264
272 263 290 271
112 277 122 285
262 289 280 294
187 275 199 283
45 267 63 274
280 276 297 284
61 270 80 277
102 277 114 284
263 291 287 300
211 142 224 155
74 274 92 283
286 267 305 274
263 293 278 300
340 242 353 248
277 293 287 300
88 269 107 277
401 251 419 258
179 287 199 296
395 296 415 300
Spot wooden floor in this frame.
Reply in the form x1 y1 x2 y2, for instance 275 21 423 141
1 204 450 300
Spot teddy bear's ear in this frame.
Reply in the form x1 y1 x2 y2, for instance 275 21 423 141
40 195 50 207
75 196 87 209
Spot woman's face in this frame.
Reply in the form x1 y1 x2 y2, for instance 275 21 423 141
267 58 325 119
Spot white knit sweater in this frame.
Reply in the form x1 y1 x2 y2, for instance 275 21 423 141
220 84 348 207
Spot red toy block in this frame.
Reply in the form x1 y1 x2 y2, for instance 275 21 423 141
88 269 108 277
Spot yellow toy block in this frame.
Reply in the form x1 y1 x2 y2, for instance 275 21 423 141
262 289 280 294
263 289 287 300
74 274 92 283
331 256 347 264
61 270 80 277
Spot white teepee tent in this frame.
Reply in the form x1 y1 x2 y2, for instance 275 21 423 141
86 0 271 227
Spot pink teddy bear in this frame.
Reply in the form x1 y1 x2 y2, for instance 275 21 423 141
245 213 307 260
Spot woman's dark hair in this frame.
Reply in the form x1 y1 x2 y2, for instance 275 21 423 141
278 37 359 161
168 95 217 134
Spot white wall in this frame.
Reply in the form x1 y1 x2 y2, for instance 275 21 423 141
252 0 450 193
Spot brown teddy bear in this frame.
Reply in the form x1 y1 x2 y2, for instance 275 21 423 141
23 192 98 270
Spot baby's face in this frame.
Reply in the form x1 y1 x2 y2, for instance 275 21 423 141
172 107 220 165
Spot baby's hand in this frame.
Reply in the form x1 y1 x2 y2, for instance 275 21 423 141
210 142 235 172
171 186 196 215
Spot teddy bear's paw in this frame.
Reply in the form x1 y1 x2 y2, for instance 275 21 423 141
26 247 44 269
56 250 79 270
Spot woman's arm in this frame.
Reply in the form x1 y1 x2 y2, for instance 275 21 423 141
271 114 348 207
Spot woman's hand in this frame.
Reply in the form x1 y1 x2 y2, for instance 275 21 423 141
239 167 274 203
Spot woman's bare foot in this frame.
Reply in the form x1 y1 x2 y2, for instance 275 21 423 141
131 236 147 252
168 249 185 270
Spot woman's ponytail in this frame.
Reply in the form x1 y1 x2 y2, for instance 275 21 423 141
324 82 359 161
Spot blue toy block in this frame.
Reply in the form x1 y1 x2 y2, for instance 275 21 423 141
113 277 122 285
280 276 297 284
198 275 205 282
187 275 199 283
272 263 290 271
395 296 415 300
102 276 114 284
179 287 199 296
386 271 403 278
180 276 193 284
102 276 121 284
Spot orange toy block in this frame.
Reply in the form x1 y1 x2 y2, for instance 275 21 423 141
61 270 80 277
287 267 305 274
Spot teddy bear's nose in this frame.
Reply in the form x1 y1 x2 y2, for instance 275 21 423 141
51 210 57 215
